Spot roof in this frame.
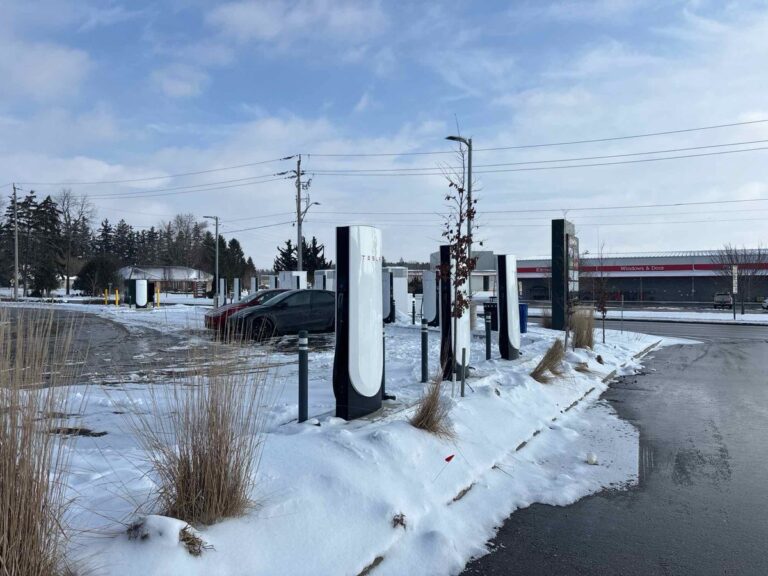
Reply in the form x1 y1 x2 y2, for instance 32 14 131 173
118 266 213 282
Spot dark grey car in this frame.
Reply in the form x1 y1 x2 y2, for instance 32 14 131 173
226 289 335 340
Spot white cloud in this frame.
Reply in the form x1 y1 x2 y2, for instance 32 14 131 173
206 0 387 45
0 37 91 102
353 91 371 113
151 65 209 98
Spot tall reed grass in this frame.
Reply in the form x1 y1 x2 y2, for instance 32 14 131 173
129 340 272 526
0 308 82 576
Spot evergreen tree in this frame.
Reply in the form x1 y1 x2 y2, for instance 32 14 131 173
30 196 62 295
225 238 247 282
273 239 297 272
302 236 332 277
95 219 114 255
113 219 134 265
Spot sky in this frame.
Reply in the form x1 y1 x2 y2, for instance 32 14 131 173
1 0 767 267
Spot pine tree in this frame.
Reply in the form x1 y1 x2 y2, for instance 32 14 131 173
95 219 114 255
273 239 297 272
30 196 62 295
113 219 134 265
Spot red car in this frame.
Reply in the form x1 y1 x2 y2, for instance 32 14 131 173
204 289 288 331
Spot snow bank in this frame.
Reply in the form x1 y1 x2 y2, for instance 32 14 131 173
60 320 682 575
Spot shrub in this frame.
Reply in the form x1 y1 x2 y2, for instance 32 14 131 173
73 255 121 296
410 375 454 439
130 343 271 525
571 307 595 349
0 308 81 576
530 339 565 384
541 308 553 329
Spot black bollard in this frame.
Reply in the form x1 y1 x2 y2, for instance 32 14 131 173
460 347 467 398
412 299 416 324
421 318 428 383
298 330 309 423
485 312 492 360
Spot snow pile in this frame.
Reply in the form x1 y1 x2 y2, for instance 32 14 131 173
60 322 682 576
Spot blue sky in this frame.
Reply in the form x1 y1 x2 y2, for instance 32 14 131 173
1 0 767 266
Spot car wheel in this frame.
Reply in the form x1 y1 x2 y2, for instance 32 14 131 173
253 318 276 341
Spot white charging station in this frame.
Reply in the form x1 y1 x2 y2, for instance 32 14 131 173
278 270 307 290
422 270 438 325
439 245 471 379
135 279 148 308
314 269 335 291
333 226 383 420
383 266 409 318
233 278 241 302
497 254 521 359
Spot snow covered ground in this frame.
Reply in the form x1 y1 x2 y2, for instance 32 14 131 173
43 309 692 575
529 306 768 324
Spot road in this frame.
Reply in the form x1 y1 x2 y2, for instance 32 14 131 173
462 321 768 576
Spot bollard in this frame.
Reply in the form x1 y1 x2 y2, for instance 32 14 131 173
115 289 119 306
382 327 396 400
298 330 308 423
103 289 108 305
421 318 428 383
460 347 467 398
412 300 416 325
485 313 491 360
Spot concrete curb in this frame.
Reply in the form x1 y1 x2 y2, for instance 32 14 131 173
529 314 768 327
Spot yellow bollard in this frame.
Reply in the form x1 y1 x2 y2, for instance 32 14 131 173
115 289 119 306
104 289 108 305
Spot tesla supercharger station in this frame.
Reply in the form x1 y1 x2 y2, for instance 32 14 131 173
135 279 148 308
383 266 409 317
233 278 241 302
439 245 471 380
314 269 336 290
250 277 257 294
218 278 226 306
422 270 439 326
382 270 395 323
279 271 307 290
333 226 383 420
497 255 521 359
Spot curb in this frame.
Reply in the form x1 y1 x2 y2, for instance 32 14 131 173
528 314 768 327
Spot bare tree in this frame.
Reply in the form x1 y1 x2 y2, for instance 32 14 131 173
56 189 95 295
440 144 477 386
711 244 768 313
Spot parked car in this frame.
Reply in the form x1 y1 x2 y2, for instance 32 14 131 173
713 292 733 309
227 289 335 340
204 288 288 332
762 297 768 310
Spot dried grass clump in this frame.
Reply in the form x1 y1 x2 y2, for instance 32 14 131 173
410 375 454 439
0 308 82 576
131 342 272 525
571 308 595 349
530 339 565 384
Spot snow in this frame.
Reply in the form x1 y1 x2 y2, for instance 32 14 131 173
529 306 768 325
37 307 690 575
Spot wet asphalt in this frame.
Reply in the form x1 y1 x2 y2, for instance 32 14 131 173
462 323 768 576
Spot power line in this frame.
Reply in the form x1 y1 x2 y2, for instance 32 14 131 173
220 220 296 234
306 138 768 173
87 176 290 200
305 118 768 157
17 156 295 186
309 145 768 176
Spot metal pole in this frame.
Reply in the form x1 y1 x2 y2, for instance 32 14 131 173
621 294 624 334
298 330 308 423
12 184 19 301
296 155 303 272
485 312 491 360
460 347 467 398
421 318 428 383
412 299 416 324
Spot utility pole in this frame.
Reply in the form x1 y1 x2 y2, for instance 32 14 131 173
203 215 220 306
296 155 303 272
12 183 19 301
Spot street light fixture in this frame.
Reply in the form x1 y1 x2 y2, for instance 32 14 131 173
203 215 220 306
445 135 473 301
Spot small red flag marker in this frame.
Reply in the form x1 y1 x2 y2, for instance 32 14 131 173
445 454 455 463
433 454 456 482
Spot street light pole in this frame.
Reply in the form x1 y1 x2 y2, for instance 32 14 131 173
12 183 19 302
296 155 303 272
445 135 474 299
204 215 220 306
